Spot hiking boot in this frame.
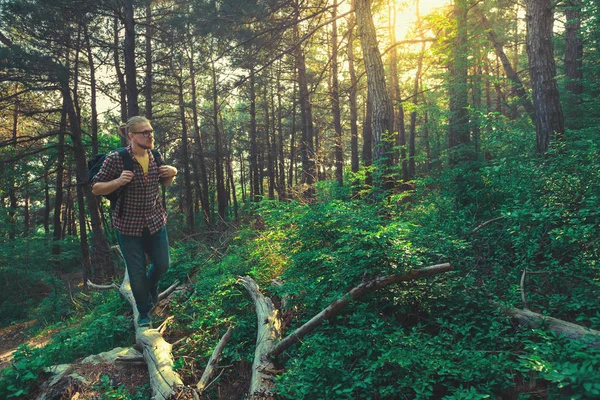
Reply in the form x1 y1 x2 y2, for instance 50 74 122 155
138 312 151 328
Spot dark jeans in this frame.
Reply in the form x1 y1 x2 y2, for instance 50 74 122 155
116 226 170 314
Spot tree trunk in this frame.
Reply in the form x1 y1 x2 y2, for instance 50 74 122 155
474 6 535 122
355 0 394 190
144 2 153 119
294 5 316 198
52 102 67 257
123 0 139 118
347 14 359 176
114 16 128 144
388 0 407 181
249 63 260 202
211 56 227 225
525 0 564 152
176 72 195 232
84 26 99 155
189 49 211 228
276 62 287 200
331 0 343 186
61 85 114 280
447 0 471 164
362 97 373 188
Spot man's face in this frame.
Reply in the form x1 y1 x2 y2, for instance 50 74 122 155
128 121 155 150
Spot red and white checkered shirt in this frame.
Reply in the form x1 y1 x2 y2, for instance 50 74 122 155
91 145 167 236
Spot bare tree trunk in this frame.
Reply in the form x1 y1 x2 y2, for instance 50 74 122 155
211 55 227 225
265 82 275 200
525 0 564 152
347 14 359 177
144 2 153 119
61 85 113 280
84 26 99 155
114 16 128 144
276 61 287 200
53 101 66 257
331 0 344 185
355 0 394 190
362 97 373 188
249 63 261 201
388 0 407 181
123 0 139 118
448 0 471 164
9 98 19 240
474 5 535 121
189 48 211 228
294 3 316 198
176 72 195 232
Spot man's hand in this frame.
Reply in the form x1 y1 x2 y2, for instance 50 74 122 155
119 170 134 186
159 165 177 178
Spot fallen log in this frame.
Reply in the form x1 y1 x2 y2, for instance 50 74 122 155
269 262 453 358
504 306 600 348
196 327 234 393
239 262 453 399
119 271 184 400
238 276 284 399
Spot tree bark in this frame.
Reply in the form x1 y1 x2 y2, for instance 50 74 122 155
113 15 128 144
474 6 535 122
504 307 600 348
388 0 407 181
525 0 564 152
331 0 344 186
355 0 394 190
176 71 195 232
123 0 139 118
61 84 114 279
144 2 153 119
189 47 211 228
211 54 227 225
447 0 471 164
295 17 316 198
347 13 359 177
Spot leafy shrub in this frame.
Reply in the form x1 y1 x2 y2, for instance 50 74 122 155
0 344 46 399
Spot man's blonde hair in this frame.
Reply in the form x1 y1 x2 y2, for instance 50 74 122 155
118 116 150 138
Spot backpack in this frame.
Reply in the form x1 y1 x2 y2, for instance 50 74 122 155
87 148 164 212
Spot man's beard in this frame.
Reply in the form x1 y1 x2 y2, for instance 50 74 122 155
138 141 154 150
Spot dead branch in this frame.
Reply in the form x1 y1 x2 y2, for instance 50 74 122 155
502 306 600 349
86 281 119 290
472 216 505 233
238 263 453 398
268 263 453 358
520 269 528 310
196 327 234 393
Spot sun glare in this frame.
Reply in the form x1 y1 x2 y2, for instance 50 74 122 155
393 0 451 40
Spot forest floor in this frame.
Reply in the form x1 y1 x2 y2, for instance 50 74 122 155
0 319 42 369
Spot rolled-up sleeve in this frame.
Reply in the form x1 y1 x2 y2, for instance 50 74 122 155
90 151 123 188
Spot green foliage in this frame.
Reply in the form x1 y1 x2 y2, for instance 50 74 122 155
92 374 150 400
519 330 600 399
0 234 81 325
0 345 46 399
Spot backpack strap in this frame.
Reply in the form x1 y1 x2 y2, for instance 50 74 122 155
151 149 164 167
117 147 134 171
115 148 134 217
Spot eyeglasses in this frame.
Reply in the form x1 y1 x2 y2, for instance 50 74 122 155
130 130 154 138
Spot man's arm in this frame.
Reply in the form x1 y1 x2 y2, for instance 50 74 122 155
92 171 134 195
159 165 178 186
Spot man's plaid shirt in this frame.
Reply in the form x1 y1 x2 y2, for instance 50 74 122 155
91 145 167 236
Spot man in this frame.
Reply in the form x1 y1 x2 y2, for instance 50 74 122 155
91 116 177 327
